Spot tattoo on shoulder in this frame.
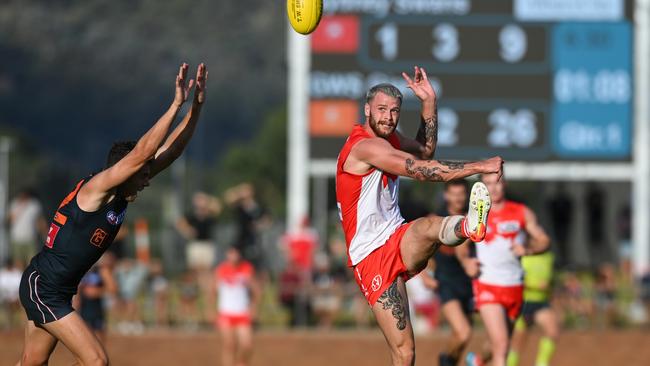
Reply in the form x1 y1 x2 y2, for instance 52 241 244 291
439 160 465 170
405 158 444 181
377 280 408 330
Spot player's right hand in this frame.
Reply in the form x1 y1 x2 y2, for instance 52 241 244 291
462 258 481 278
482 156 504 180
173 63 195 107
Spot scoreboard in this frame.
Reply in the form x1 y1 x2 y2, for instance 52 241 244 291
308 0 633 163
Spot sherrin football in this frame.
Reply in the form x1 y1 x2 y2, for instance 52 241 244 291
286 0 323 35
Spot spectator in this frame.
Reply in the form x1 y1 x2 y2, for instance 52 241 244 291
114 258 148 334
148 260 170 328
0 258 24 329
279 216 318 275
75 253 117 342
176 191 221 269
278 261 308 328
8 188 46 265
225 183 270 270
310 253 341 329
176 191 221 324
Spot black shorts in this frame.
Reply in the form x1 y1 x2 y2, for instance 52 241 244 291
520 301 550 326
437 280 474 315
19 265 74 325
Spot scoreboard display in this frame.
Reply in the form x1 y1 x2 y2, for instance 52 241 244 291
308 0 633 163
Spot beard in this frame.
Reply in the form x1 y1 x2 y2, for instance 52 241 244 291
368 112 397 139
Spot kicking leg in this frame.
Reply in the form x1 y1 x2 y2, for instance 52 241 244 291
16 321 58 366
372 277 414 366
401 182 491 275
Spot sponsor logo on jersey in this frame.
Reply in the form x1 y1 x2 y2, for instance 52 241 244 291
371 274 383 292
106 209 127 225
497 220 521 235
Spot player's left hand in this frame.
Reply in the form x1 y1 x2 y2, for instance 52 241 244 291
194 63 208 104
402 66 436 103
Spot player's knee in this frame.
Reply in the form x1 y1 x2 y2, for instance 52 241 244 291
457 327 472 344
421 215 443 242
21 349 50 366
85 351 109 366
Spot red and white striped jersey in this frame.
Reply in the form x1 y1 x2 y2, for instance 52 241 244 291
475 200 528 286
335 125 405 266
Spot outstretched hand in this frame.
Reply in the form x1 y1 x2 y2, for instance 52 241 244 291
194 63 208 104
174 63 195 107
402 66 436 103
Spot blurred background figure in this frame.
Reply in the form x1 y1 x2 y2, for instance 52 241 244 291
114 257 148 334
7 188 46 265
147 259 171 329
546 183 573 269
0 258 24 330
405 266 439 335
507 250 560 366
225 183 271 273
310 252 341 329
432 179 475 366
176 191 222 326
75 253 118 343
279 216 318 326
213 246 260 366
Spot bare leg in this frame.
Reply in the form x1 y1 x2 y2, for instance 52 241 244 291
235 325 253 366
507 318 527 366
372 277 415 366
535 308 559 340
220 326 236 366
400 216 467 276
478 304 511 366
16 320 58 366
441 300 472 361
39 312 108 366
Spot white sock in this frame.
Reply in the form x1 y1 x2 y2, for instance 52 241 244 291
438 215 464 246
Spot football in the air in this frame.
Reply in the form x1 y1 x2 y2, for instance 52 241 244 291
286 0 323 35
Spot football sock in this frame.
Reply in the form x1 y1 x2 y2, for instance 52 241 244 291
535 337 556 366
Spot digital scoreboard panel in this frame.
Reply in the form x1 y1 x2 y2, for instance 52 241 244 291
308 0 633 163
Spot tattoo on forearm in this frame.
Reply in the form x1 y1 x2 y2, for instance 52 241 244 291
405 158 445 181
377 280 407 331
439 160 465 170
416 112 438 156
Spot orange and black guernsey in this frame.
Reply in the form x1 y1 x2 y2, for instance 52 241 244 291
34 177 128 294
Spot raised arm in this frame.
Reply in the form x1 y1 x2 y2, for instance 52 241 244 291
347 137 503 182
397 66 438 159
151 63 208 177
77 63 192 211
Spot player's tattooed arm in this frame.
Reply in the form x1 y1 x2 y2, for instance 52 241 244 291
404 158 479 181
376 280 408 331
414 105 438 159
350 138 503 181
